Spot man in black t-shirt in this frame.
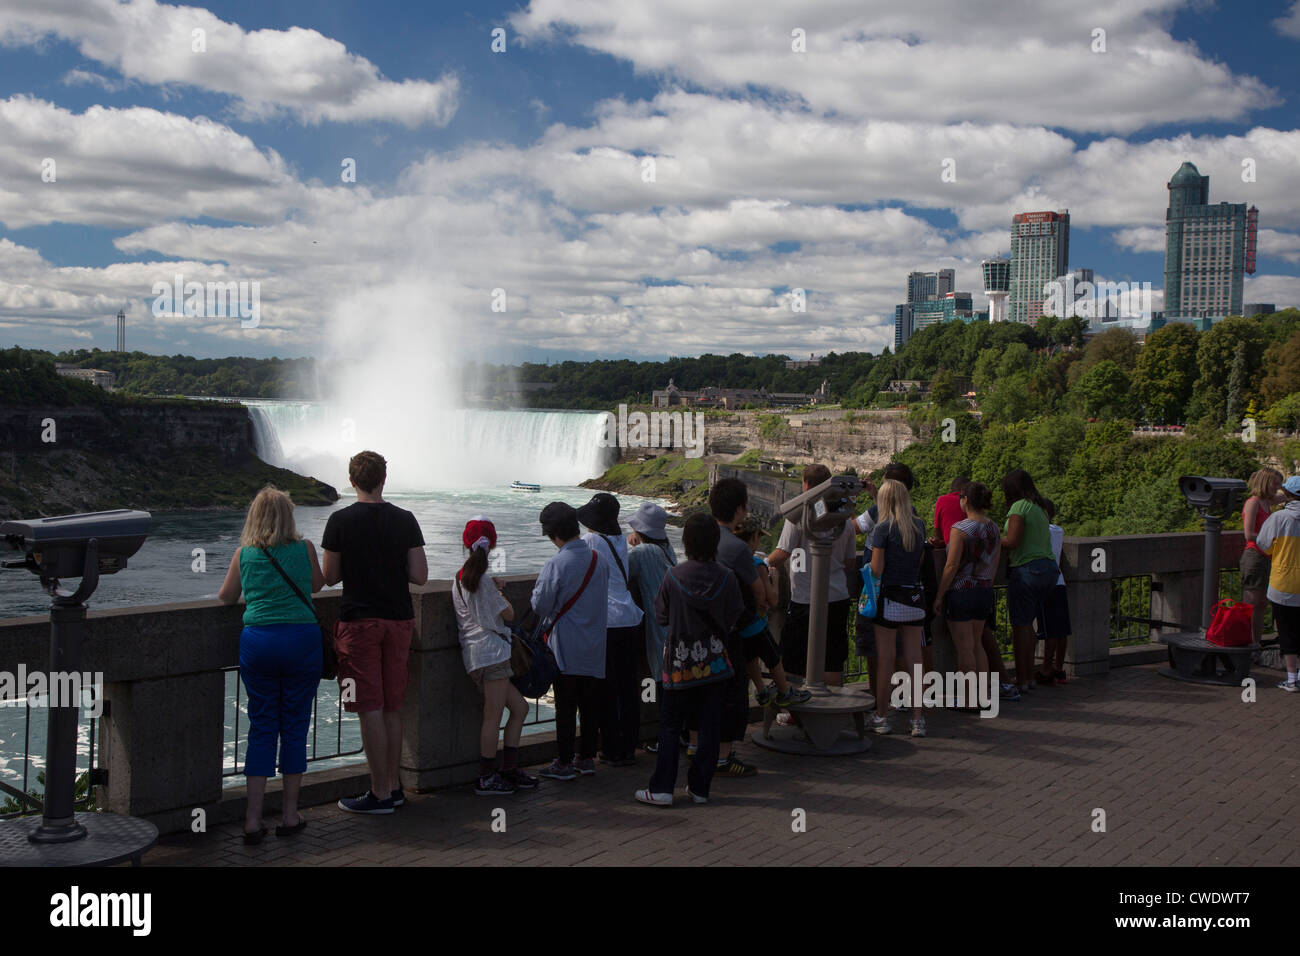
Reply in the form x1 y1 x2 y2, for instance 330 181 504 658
322 450 428 815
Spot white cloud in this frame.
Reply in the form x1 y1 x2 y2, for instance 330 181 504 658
0 0 459 126
511 0 1276 134
0 96 310 229
1276 2 1300 39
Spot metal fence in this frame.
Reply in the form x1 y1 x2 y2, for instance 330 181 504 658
220 666 558 780
0 704 98 820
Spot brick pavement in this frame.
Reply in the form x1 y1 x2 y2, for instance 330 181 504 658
147 664 1300 866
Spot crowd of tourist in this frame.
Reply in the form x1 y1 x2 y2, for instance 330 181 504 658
219 450 1298 833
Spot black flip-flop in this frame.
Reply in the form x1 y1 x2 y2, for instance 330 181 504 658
275 819 307 837
242 825 268 845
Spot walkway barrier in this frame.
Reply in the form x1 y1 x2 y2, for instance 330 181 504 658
0 531 1257 834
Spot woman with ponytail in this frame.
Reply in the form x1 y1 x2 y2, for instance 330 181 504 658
452 516 538 795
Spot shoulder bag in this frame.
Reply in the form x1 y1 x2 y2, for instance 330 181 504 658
260 545 335 681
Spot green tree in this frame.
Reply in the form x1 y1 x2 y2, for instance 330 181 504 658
1073 360 1134 420
1260 329 1300 408
1195 316 1268 426
1131 322 1199 424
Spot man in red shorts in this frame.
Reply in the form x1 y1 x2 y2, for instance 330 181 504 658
323 450 428 814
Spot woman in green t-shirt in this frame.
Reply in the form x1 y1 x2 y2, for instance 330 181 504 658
999 469 1060 694
218 486 325 844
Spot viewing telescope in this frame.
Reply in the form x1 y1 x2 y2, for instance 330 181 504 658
778 475 863 533
1177 476 1247 517
1 510 150 580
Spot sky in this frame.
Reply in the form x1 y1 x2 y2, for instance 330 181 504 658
0 0 1298 364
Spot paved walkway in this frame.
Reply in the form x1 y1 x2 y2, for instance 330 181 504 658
148 664 1300 866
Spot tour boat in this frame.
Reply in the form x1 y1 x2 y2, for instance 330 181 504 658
510 481 541 492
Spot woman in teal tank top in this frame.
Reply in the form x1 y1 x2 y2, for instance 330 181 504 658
218 485 325 844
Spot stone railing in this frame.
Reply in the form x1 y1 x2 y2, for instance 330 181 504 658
0 529 1249 833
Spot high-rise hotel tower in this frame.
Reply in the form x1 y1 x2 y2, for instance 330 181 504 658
1008 210 1070 326
1163 162 1257 319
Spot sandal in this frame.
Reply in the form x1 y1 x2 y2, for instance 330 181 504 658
242 825 267 846
275 819 307 837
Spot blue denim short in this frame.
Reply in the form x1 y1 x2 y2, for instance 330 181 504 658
1008 558 1060 627
946 586 994 623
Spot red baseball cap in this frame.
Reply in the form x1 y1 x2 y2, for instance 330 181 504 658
462 516 497 551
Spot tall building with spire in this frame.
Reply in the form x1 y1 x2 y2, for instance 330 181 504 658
116 308 125 352
1008 210 1070 325
1163 161 1257 320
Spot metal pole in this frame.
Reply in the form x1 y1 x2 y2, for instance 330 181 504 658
1201 514 1221 632
804 537 831 693
32 602 86 840
30 540 98 844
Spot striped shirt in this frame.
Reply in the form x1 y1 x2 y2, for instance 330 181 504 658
1254 500 1300 607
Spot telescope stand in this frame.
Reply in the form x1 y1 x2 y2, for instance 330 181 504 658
753 536 875 755
0 540 157 866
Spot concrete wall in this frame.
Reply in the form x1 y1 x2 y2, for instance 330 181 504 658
0 530 1249 832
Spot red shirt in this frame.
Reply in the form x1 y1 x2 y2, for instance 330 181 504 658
934 492 967 546
1244 498 1270 552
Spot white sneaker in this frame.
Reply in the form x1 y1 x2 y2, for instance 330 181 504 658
1278 679 1300 693
870 714 892 735
686 788 708 804
634 789 673 806
910 716 927 738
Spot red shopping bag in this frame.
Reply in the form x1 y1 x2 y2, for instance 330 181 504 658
1206 599 1253 647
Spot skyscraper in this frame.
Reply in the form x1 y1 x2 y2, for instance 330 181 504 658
116 309 125 352
894 303 912 351
1008 210 1070 325
1163 161 1257 320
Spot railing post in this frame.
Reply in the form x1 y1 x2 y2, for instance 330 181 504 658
1059 537 1113 677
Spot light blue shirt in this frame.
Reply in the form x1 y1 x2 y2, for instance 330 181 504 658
628 540 677 677
531 538 609 677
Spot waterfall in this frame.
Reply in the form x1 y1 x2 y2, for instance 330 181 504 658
244 401 616 490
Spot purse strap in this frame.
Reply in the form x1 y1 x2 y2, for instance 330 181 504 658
259 545 318 620
542 552 599 639
600 534 629 586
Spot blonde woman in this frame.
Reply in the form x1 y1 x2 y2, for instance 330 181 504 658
218 486 325 844
868 479 929 737
1242 468 1285 643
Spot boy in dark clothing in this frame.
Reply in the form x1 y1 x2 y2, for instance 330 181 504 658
635 514 742 807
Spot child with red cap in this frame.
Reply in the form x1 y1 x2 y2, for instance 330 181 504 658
452 516 539 795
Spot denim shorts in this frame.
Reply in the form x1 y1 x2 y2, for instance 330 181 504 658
946 586 994 623
1007 559 1060 627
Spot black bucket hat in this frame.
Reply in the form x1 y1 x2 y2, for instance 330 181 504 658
576 493 622 537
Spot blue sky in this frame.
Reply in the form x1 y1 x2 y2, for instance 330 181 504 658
0 0 1297 364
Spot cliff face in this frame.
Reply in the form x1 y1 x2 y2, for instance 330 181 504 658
0 403 338 516
699 410 915 475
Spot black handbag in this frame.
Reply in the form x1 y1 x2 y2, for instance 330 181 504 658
260 546 336 681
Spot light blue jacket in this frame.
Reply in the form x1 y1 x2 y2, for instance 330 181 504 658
531 539 609 677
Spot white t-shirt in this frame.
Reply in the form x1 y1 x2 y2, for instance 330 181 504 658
582 531 645 628
452 573 512 673
1049 523 1064 586
777 519 858 604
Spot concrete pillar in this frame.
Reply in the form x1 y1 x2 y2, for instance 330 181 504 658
1150 570 1203 636
1063 579 1112 676
100 671 224 817
400 582 482 791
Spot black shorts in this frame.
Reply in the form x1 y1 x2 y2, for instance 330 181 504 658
780 599 850 676
1035 584 1071 641
1273 601 1300 656
741 626 781 669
